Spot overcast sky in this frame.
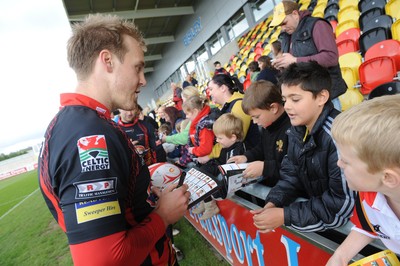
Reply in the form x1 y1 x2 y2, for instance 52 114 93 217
0 0 76 154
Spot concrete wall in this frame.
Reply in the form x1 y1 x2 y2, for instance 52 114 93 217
138 0 249 108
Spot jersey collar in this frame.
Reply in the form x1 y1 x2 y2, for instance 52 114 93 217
60 93 111 119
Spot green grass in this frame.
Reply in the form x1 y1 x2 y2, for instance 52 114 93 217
0 170 228 266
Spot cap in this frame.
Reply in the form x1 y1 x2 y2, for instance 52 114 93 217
269 1 299 27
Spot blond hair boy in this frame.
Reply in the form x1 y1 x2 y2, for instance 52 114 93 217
326 95 400 265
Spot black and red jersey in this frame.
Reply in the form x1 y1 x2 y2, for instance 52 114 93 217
38 93 176 265
117 117 157 166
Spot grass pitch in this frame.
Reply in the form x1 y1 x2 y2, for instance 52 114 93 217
0 171 228 266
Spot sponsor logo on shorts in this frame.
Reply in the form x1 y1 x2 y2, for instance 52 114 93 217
77 135 110 172
75 197 121 224
74 177 117 199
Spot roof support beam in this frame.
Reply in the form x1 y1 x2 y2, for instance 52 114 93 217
144 67 154 73
144 54 162 61
145 36 174 45
69 6 194 21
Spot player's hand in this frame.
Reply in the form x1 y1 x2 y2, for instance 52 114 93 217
242 161 263 179
152 183 191 226
188 147 194 154
227 155 247 164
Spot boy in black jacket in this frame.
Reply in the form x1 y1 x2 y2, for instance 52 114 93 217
193 113 246 220
228 80 291 187
251 62 355 233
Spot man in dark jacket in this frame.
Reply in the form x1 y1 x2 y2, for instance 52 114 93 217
270 1 347 111
251 62 355 233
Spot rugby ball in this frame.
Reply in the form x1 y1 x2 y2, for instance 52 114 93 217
149 162 182 189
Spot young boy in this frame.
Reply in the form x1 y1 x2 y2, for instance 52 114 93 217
251 61 355 233
228 80 291 187
326 95 400 265
194 113 246 220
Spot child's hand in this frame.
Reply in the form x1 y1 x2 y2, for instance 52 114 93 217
188 147 194 154
251 207 284 233
242 161 263 179
227 155 247 164
197 155 210 164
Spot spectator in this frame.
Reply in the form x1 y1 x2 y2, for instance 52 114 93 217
190 71 198 87
138 104 159 130
228 80 291 187
194 113 246 220
162 86 199 146
270 0 347 111
157 105 167 125
271 40 283 59
247 61 260 82
202 74 260 163
256 56 279 84
251 62 355 233
182 74 192 88
164 106 184 134
38 14 190 265
184 95 215 159
171 82 183 111
327 95 400 265
213 61 229 76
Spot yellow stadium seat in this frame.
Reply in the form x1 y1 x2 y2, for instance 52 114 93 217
238 71 246 79
312 2 327 18
339 52 362 81
336 19 359 37
392 19 400 41
338 7 360 25
338 0 359 10
386 0 400 20
339 88 364 111
240 64 248 72
262 44 271 56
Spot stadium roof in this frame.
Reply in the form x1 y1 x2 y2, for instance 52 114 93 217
62 0 196 74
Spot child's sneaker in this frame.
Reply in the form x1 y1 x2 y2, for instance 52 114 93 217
191 201 205 214
199 200 220 220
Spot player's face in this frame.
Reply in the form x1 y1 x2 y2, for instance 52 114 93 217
119 109 136 123
281 84 325 131
248 108 275 128
112 35 146 111
336 143 383 191
215 133 237 149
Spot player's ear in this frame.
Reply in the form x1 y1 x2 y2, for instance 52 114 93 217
382 168 400 189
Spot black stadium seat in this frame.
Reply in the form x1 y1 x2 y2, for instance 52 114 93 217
359 27 391 56
362 15 393 34
359 7 384 31
368 81 400 99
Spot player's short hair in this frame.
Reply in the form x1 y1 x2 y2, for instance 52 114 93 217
332 95 400 173
213 113 244 141
67 14 146 80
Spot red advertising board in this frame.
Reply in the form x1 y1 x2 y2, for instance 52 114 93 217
185 199 333 265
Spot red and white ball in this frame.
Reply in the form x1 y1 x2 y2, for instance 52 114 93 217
148 162 182 189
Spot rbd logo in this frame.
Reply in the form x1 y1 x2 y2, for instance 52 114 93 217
77 135 110 172
192 213 301 266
